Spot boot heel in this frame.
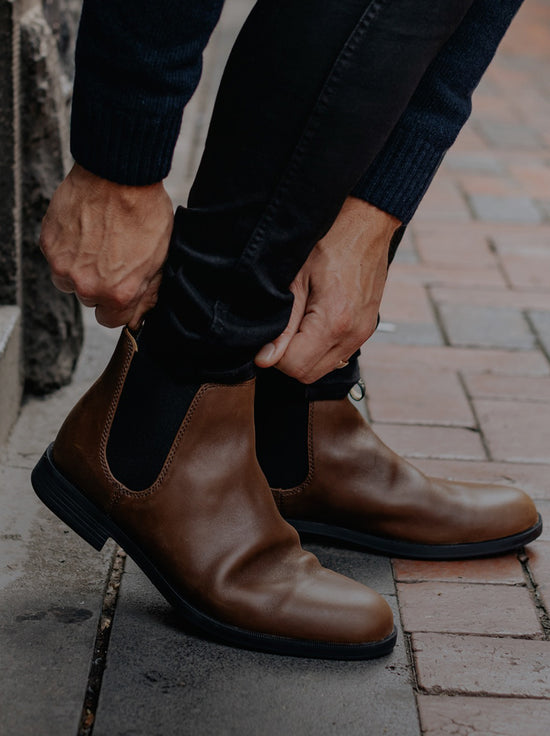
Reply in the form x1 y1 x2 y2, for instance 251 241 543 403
31 445 110 551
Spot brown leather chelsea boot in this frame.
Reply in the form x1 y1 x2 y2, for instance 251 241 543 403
269 394 542 560
31 330 395 659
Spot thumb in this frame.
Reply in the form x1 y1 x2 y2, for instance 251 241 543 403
254 279 308 368
127 272 162 330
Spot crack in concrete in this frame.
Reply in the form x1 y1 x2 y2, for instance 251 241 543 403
77 546 126 736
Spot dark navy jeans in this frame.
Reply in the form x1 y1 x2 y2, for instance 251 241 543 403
143 0 473 393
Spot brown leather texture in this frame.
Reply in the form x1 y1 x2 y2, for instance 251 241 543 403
52 330 393 644
273 397 539 545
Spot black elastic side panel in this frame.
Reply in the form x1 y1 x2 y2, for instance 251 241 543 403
107 345 200 491
254 369 310 490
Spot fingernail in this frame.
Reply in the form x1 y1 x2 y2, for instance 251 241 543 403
256 343 276 362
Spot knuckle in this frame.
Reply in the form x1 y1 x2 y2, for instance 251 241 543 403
48 258 69 279
110 284 137 310
72 278 96 301
332 309 354 336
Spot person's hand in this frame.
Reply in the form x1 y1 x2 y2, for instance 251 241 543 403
254 197 400 383
40 163 174 329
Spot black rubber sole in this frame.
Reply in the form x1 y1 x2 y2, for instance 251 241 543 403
288 515 543 560
31 445 396 660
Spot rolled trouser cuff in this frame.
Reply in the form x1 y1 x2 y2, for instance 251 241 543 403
256 354 361 402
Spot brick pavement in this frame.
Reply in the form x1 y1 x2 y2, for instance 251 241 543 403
360 1 550 731
2 2 550 735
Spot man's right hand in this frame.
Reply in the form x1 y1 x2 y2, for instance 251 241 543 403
40 163 174 329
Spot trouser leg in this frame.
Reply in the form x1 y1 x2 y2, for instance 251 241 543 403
143 0 474 382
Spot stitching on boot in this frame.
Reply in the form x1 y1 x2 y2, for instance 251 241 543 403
109 381 253 510
273 401 316 507
99 334 136 514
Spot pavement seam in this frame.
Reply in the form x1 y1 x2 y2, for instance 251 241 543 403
487 233 515 289
390 560 423 733
78 545 127 736
425 284 451 347
525 309 550 368
457 370 493 461
518 549 550 640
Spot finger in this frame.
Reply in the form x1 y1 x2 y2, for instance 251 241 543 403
278 337 355 384
276 305 365 383
76 295 98 308
301 344 356 383
51 274 76 294
275 311 336 382
254 281 308 368
127 278 161 330
94 304 135 329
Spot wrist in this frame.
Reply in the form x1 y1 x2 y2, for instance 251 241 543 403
68 163 168 208
347 196 402 233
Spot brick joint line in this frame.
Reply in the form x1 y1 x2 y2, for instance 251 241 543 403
457 370 492 461
525 310 550 369
425 285 451 347
518 550 550 641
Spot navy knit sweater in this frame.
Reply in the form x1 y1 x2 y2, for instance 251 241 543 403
71 0 524 224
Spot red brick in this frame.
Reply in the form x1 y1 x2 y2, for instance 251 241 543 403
370 423 486 461
484 63 532 92
499 249 550 290
475 398 550 463
492 227 550 252
470 94 522 124
430 285 550 312
451 125 489 153
444 151 504 174
510 163 550 198
415 177 472 223
361 344 550 376
411 458 550 501
364 364 474 427
457 173 523 197
371 321 442 347
388 263 506 288
418 695 550 736
393 554 525 585
463 373 550 403
397 582 540 636
415 220 550 241
379 279 434 323
469 194 542 224
413 228 497 268
412 633 550 696
499 6 550 59
476 121 541 151
526 540 550 611
535 500 550 540
437 303 535 350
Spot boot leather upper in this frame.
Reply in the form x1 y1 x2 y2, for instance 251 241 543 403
272 397 539 545
52 330 393 644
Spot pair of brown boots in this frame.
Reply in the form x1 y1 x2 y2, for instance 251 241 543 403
32 330 541 660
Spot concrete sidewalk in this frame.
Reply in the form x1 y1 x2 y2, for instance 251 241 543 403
2 1 550 733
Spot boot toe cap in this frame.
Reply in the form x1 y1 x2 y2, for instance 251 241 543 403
460 482 540 542
289 568 395 645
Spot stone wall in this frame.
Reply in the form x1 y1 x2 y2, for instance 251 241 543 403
0 0 83 395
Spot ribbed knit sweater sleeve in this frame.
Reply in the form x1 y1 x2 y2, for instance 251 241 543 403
70 0 224 185
352 0 524 224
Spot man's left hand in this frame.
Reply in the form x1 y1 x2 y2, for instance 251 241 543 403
254 197 400 384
